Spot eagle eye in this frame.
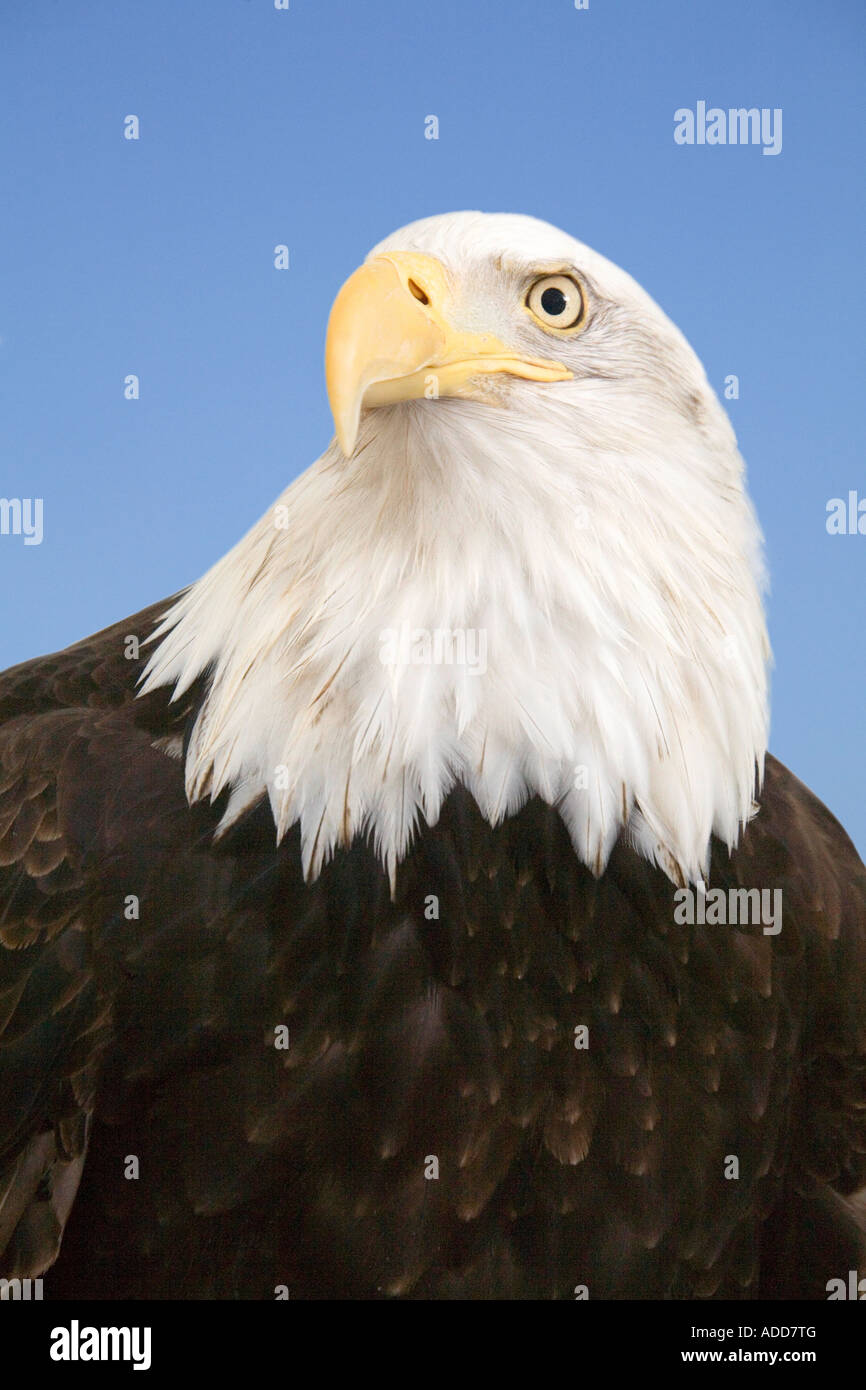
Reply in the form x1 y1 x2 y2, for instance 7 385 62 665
526 274 584 331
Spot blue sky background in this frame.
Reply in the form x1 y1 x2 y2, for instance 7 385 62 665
1 0 864 855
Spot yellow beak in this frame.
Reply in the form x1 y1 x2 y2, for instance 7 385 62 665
325 251 572 457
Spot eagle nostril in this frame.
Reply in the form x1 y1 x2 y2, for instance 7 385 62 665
407 278 430 305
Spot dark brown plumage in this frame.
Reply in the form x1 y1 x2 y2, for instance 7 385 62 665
0 601 864 1299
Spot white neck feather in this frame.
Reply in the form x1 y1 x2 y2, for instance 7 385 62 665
142 377 769 889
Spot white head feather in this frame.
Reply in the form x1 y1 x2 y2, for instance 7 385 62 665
141 211 770 888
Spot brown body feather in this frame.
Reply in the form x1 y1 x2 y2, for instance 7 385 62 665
0 603 864 1298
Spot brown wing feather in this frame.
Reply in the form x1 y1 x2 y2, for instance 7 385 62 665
0 599 185 1279
0 597 178 722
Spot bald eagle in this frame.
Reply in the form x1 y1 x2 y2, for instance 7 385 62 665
1 212 864 1301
